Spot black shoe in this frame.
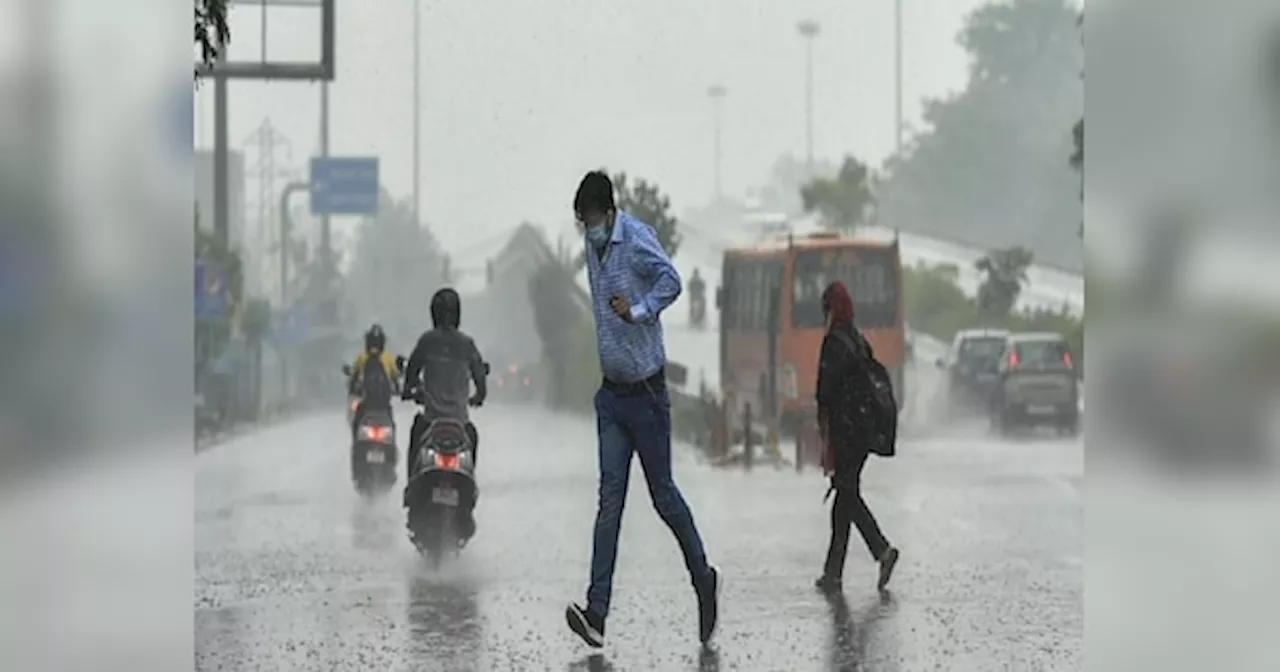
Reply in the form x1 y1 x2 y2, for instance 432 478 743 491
565 602 605 648
814 574 842 592
697 565 721 644
877 547 900 591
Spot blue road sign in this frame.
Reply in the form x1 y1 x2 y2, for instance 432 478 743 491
310 157 379 215
195 261 229 319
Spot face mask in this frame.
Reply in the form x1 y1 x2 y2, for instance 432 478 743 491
585 225 610 250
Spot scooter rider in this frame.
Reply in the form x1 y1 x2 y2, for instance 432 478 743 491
401 288 488 482
349 323 400 436
688 267 707 323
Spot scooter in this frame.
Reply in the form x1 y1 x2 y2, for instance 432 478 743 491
401 380 483 569
350 405 398 496
340 361 405 498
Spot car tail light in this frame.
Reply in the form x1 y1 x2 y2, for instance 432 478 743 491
1063 352 1074 369
1008 351 1020 369
435 452 460 469
522 376 531 387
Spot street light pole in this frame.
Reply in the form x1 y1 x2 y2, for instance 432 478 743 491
707 85 727 202
895 0 904 155
797 20 821 174
413 0 421 227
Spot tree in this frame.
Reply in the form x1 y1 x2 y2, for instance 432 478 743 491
195 0 231 71
345 189 444 338
975 246 1033 316
612 172 682 259
799 155 876 233
875 0 1083 271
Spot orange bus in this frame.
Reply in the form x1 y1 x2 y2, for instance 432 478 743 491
714 232 905 447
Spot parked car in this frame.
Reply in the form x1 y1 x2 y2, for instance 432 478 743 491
936 328 1010 418
988 331 1081 437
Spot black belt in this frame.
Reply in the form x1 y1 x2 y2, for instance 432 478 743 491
602 370 665 397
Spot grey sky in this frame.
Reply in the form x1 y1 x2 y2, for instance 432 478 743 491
195 0 992 255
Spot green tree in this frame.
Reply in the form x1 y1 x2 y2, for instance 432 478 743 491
799 155 876 233
975 246 1033 316
612 171 682 259
876 0 1083 271
345 189 443 338
195 0 230 69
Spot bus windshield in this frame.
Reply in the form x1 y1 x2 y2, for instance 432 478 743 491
792 246 900 329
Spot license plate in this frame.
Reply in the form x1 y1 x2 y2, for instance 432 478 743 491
1027 405 1056 415
432 487 459 506
366 450 386 464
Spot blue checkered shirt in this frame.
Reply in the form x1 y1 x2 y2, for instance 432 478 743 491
584 210 682 383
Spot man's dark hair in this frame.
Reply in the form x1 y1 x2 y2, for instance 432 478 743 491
574 170 615 216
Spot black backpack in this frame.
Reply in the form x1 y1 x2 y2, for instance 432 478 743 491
831 330 898 458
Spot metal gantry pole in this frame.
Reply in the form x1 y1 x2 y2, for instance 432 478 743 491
319 82 331 270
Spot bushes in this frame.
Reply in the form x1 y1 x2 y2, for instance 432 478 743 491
903 262 1084 363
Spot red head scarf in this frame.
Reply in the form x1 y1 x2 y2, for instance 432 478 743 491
821 280 855 327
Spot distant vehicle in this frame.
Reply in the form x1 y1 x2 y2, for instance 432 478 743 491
988 332 1080 437
493 361 537 402
936 328 1011 418
715 232 905 465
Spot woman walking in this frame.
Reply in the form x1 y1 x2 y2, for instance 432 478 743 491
814 280 901 592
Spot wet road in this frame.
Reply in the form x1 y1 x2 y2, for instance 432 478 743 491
195 403 1082 671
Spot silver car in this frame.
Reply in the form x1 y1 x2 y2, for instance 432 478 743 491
990 332 1081 436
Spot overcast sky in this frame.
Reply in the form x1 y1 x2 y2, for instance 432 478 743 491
194 0 995 258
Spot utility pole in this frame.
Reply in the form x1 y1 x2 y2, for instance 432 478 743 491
797 20 821 174
707 85 727 202
895 0 904 155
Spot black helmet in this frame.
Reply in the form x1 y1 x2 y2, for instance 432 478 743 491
365 323 386 352
430 288 461 329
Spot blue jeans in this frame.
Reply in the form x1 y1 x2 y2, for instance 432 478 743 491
586 384 711 618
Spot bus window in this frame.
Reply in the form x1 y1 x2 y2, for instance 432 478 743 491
791 246 900 329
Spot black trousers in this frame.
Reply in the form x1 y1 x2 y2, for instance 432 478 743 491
823 450 890 578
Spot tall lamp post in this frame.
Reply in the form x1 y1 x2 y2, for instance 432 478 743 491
797 20 821 174
707 84 728 202
895 0 904 154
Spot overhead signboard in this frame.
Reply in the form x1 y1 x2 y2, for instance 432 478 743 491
310 157 379 215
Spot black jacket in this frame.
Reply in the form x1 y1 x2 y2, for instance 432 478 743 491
816 324 876 485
